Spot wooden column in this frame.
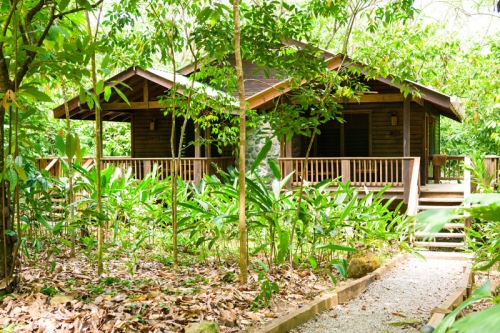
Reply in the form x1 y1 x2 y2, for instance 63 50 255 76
194 124 201 185
403 158 413 204
143 160 151 177
204 128 211 158
341 159 350 184
403 96 411 157
284 136 293 189
131 114 135 157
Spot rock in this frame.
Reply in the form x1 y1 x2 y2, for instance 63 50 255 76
49 295 74 305
347 253 381 278
185 322 221 333
420 325 435 333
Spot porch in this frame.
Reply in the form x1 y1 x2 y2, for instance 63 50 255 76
37 156 235 183
278 155 499 215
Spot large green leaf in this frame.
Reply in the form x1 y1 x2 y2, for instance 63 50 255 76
21 88 53 102
315 243 357 252
250 139 272 173
74 133 83 164
276 230 290 263
435 280 491 333
66 133 75 160
268 159 281 179
451 304 500 333
113 86 130 105
36 213 53 231
55 135 65 155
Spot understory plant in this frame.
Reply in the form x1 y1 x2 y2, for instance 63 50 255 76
417 193 500 332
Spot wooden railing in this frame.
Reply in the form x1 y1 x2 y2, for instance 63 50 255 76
37 157 95 177
278 156 420 206
428 155 465 183
37 156 235 182
278 157 419 187
484 155 500 188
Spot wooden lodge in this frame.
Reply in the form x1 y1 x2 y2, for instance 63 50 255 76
41 44 500 249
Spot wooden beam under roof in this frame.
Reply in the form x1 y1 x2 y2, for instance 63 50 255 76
100 101 165 110
53 67 137 118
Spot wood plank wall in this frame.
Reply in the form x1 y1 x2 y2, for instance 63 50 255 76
289 101 425 159
132 109 195 158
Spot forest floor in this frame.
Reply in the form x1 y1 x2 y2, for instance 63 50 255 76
0 248 353 333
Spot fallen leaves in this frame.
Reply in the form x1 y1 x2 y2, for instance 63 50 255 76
0 251 341 332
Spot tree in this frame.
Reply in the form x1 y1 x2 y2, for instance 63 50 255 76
0 0 104 292
232 0 248 284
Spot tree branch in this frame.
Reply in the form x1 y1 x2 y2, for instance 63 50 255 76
1 0 19 38
55 0 105 19
26 0 47 25
12 0 104 89
36 6 56 47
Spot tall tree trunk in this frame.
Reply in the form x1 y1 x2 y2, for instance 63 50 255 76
86 11 103 276
61 82 76 258
168 11 179 269
0 104 13 291
233 0 248 285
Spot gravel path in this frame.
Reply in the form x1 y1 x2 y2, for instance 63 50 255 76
291 256 470 333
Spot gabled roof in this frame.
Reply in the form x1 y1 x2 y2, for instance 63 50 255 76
177 38 336 76
53 67 237 121
245 54 465 122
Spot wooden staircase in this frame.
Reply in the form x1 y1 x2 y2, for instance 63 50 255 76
413 184 467 249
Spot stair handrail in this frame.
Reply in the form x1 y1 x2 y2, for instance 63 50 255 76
407 157 421 216
44 158 59 176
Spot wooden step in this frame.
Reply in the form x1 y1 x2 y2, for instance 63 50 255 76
413 241 466 248
443 223 465 229
419 191 464 199
417 205 461 211
415 232 465 238
418 197 463 204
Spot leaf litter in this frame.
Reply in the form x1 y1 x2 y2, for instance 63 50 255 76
0 250 343 332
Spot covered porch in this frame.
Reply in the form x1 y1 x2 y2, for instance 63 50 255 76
45 66 236 181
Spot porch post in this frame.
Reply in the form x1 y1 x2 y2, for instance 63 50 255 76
403 158 413 203
403 96 410 157
341 159 350 184
285 136 293 189
194 124 201 184
205 127 211 158
403 96 411 200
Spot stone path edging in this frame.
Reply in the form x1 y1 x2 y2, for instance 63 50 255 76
251 253 409 333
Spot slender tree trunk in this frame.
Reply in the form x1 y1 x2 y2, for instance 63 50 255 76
86 11 103 276
61 82 76 257
0 104 13 292
168 11 179 268
233 0 248 284
171 98 178 269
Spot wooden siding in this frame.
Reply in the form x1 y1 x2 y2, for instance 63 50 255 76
132 109 195 158
289 101 426 160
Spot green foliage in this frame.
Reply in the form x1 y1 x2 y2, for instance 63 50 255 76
251 261 280 310
435 280 492 333
40 286 58 297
